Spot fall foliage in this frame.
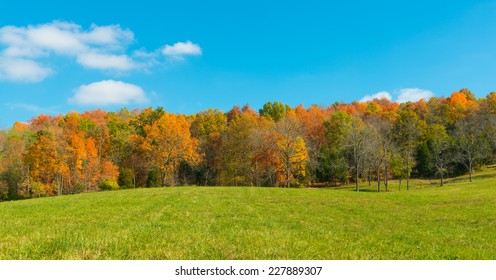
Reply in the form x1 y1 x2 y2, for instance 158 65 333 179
1 88 496 200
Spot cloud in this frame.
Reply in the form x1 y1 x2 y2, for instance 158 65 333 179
360 91 392 102
0 57 52 82
26 23 87 55
162 41 202 59
5 102 59 114
0 21 202 82
0 22 133 57
77 52 137 71
69 80 148 106
360 88 434 104
396 88 433 103
79 24 134 47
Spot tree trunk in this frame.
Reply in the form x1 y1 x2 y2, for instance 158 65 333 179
368 169 371 186
406 156 410 190
384 165 389 192
440 169 444 186
355 164 359 192
469 162 473 182
286 164 291 188
377 167 381 193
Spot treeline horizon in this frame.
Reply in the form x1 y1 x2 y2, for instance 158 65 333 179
1 88 496 201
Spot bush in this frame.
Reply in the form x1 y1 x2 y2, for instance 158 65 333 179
99 178 120 191
147 166 162 188
31 181 49 197
118 167 135 189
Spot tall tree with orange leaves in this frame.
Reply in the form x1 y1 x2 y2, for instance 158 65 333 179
143 113 201 186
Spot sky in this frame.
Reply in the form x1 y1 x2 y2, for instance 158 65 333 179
0 0 495 127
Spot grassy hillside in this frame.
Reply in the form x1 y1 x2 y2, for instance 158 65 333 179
0 172 495 259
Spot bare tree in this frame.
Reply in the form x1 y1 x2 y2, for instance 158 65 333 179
345 117 374 192
367 117 395 192
454 115 490 182
429 124 452 186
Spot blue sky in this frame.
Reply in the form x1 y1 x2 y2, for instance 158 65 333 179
1 0 495 127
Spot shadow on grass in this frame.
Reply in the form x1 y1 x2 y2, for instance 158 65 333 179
446 173 496 184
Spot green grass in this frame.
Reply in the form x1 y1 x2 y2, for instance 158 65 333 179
1 172 496 259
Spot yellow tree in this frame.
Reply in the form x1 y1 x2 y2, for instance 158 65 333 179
275 115 309 187
143 113 200 186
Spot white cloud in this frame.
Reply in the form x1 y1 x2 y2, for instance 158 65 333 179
360 88 434 104
360 91 392 102
69 80 148 106
0 22 134 57
77 52 137 71
0 21 203 82
2 46 46 58
162 41 202 59
0 57 52 82
26 23 87 55
5 102 59 114
79 24 134 47
396 88 433 103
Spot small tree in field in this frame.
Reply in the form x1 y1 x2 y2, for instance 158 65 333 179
344 117 374 192
453 115 490 182
393 110 424 190
428 124 452 186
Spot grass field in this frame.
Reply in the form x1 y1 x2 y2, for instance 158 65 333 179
1 171 495 259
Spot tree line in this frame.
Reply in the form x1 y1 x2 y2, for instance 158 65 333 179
1 88 496 200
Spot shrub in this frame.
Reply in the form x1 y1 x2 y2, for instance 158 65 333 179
99 178 120 191
118 167 135 189
147 166 162 188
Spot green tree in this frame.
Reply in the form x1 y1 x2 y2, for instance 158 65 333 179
118 167 135 188
319 111 353 185
259 101 291 122
393 110 424 190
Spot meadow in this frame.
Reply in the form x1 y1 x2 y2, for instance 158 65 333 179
0 172 495 260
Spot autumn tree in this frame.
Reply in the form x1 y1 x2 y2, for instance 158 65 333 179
442 91 477 126
427 124 452 186
319 111 353 185
259 101 291 122
453 114 490 182
344 117 374 192
221 108 258 186
1 123 35 198
274 115 309 187
190 109 227 185
295 105 327 184
393 110 424 190
249 122 279 186
367 117 394 192
143 113 201 186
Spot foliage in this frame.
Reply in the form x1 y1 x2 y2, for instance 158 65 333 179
118 167 135 189
3 88 496 200
99 178 119 191
259 101 291 122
